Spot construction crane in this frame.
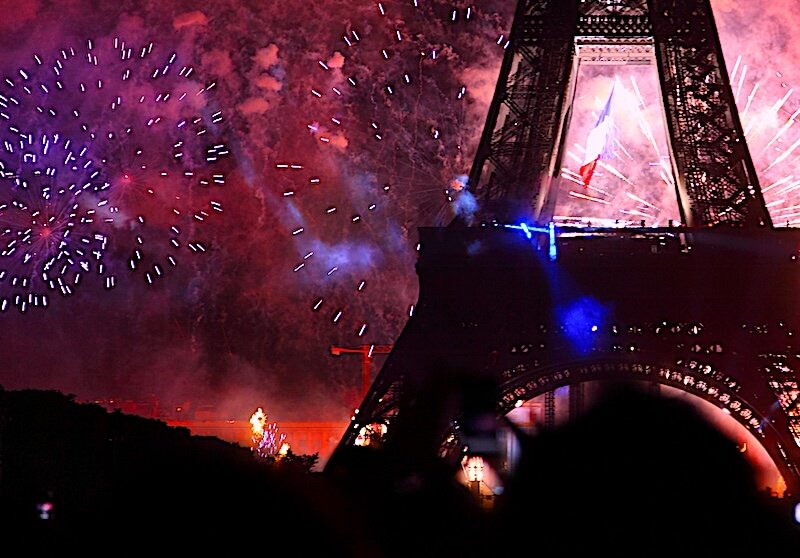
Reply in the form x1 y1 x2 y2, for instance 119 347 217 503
330 344 393 401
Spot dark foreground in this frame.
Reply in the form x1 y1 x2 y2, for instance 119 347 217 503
2 385 798 556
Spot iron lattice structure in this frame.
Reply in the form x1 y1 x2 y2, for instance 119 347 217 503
326 0 800 493
464 0 770 227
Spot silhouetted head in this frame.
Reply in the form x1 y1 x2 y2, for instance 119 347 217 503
495 384 800 555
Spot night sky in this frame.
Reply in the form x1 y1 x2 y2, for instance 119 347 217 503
1 0 798 423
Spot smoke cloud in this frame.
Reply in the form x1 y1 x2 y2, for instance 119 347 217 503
0 1 796 429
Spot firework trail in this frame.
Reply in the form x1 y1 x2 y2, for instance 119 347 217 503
0 36 229 312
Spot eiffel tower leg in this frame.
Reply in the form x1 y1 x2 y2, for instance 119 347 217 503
569 383 584 421
326 0 800 496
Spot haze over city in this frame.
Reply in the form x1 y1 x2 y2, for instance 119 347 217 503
1 0 798 426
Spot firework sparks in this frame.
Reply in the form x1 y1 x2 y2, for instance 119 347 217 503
557 69 676 227
282 1 501 343
730 56 800 225
249 406 289 459
354 422 387 447
554 47 800 229
0 37 229 312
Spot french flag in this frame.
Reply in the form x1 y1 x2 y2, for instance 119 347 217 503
579 80 617 187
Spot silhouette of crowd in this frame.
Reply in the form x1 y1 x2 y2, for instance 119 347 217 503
2 382 798 556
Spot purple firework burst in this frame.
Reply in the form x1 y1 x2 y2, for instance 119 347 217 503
0 37 230 312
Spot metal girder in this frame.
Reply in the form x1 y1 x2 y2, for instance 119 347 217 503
650 0 771 227
464 0 577 224
462 0 771 228
578 0 651 36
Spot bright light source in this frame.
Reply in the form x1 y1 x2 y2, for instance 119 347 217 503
37 502 53 520
464 456 485 482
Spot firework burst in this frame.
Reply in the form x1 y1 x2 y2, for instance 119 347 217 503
555 66 680 228
0 36 229 312
249 406 289 460
278 2 800 355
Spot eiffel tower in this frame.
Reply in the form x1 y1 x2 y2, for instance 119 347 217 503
325 0 800 494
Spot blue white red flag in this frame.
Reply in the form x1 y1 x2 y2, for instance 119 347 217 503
579 81 617 187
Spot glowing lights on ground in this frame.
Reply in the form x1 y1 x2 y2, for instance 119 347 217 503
36 501 54 520
249 407 289 460
463 455 484 483
461 454 500 505
354 422 387 446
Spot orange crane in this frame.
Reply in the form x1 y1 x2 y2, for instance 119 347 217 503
330 344 393 401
